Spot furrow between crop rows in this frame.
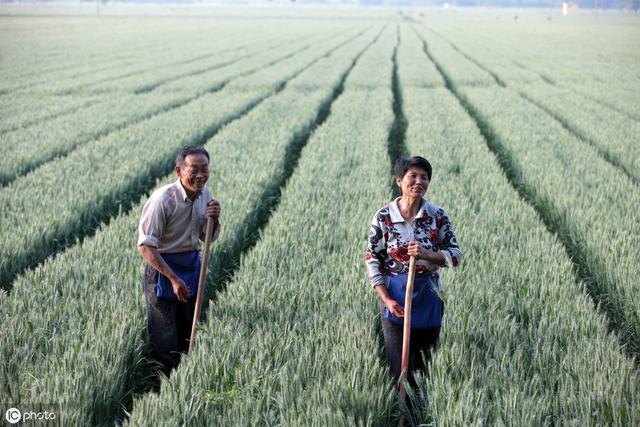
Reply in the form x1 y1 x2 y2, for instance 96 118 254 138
422 25 506 88
0 36 219 95
128 31 339 96
573 89 640 123
129 55 257 95
67 31 321 96
410 26 495 88
0 27 379 426
571 86 640 123
0 22 191 84
0 24 293 96
510 57 640 123
386 24 409 180
0 30 363 289
517 89 640 185
0 95 101 136
511 59 556 85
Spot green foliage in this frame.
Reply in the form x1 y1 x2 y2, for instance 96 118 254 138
1 9 639 426
409 20 640 424
0 29 358 289
126 27 398 426
0 24 379 425
400 84 639 424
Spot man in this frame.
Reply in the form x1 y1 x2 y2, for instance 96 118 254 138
137 145 221 375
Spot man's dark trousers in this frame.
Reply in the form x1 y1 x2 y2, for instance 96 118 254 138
143 264 196 376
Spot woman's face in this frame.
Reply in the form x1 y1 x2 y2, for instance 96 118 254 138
396 166 429 199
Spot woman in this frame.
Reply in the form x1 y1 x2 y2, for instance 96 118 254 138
365 156 462 389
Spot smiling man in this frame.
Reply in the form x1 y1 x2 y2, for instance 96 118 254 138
137 145 221 375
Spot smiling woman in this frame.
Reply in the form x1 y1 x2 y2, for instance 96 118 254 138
364 155 462 407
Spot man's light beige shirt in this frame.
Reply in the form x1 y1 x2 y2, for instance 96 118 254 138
137 179 219 253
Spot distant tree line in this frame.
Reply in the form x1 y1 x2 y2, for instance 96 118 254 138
622 0 640 9
360 0 640 9
2 0 638 11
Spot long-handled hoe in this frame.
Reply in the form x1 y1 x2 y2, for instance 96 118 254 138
189 216 215 354
398 255 416 427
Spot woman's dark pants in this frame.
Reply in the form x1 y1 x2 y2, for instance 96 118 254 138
380 302 440 389
143 264 196 376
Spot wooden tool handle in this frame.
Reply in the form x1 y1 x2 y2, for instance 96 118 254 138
398 255 417 424
188 216 214 354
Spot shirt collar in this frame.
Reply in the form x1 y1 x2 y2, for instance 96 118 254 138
389 197 426 224
174 179 201 202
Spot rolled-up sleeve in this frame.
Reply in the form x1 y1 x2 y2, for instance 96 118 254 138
137 196 165 248
438 209 462 268
365 213 387 287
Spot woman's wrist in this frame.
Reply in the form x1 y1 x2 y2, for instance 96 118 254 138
424 249 445 265
423 249 434 262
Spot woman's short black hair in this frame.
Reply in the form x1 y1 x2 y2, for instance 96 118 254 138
394 156 432 181
176 145 210 166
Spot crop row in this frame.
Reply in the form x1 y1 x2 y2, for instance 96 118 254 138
420 12 640 85
0 26 205 92
414 24 640 358
0 30 335 186
0 19 291 93
0 93 101 135
55 31 319 96
396 23 639 425
125 25 398 427
0 27 365 288
569 83 640 122
395 25 443 89
0 27 318 135
418 17 640 116
412 27 495 87
419 25 560 86
455 86 640 355
0 26 379 426
413 26 639 184
0 34 259 130
517 84 640 183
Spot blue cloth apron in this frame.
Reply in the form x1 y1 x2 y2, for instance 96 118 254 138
156 251 201 302
385 273 443 329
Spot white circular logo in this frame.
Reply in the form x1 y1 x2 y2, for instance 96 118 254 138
5 408 21 424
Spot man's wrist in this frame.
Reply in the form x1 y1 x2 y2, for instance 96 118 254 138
163 270 180 283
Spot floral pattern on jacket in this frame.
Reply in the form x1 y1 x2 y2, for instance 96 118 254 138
365 197 462 287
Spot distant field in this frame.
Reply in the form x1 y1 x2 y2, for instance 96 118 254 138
0 6 638 426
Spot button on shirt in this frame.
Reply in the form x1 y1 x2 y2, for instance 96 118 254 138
365 197 462 287
137 179 219 253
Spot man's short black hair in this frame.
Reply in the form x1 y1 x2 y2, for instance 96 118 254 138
176 145 209 167
394 156 432 181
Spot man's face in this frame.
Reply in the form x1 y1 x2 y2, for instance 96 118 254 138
176 153 209 195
